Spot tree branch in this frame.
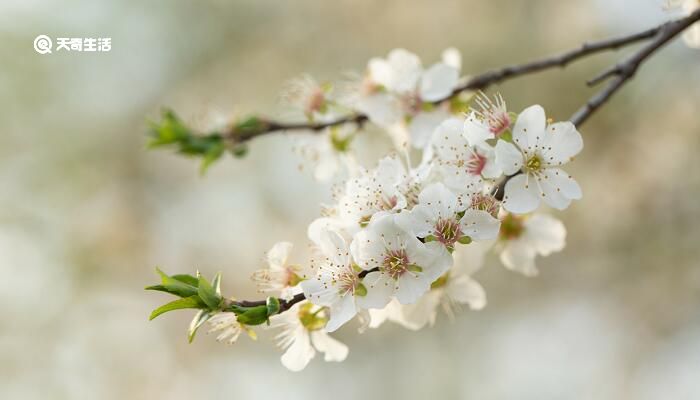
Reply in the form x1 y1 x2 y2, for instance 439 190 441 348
227 9 700 316
571 8 700 126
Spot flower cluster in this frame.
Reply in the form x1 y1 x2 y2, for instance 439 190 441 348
147 48 583 372
213 53 583 369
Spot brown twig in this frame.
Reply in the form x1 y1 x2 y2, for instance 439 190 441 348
571 8 700 126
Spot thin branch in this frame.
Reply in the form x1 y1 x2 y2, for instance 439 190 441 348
571 8 700 126
226 10 700 317
225 18 670 144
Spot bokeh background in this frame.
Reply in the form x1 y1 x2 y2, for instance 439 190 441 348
2 0 700 399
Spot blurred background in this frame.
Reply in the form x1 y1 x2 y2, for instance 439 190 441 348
2 0 700 399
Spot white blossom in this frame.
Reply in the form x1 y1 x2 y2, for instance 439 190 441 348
280 74 329 119
371 241 489 330
301 227 369 332
396 182 500 250
497 212 566 276
463 92 513 147
495 105 583 214
293 122 358 182
350 213 452 306
207 312 255 344
251 241 306 300
270 302 348 371
349 48 461 149
429 118 502 194
336 155 409 228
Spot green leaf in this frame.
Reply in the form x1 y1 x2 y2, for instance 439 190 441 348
200 142 225 175
149 296 205 320
233 116 266 137
266 297 280 316
147 109 191 148
197 273 223 310
145 268 199 298
171 274 199 287
188 310 212 343
230 143 248 158
233 305 270 326
211 272 222 296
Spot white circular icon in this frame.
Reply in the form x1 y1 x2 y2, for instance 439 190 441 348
34 35 52 54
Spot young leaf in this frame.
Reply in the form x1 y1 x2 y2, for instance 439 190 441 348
266 297 280 316
200 142 225 175
171 274 199 287
234 305 269 326
149 296 205 320
198 273 222 310
148 268 199 298
188 310 212 343
211 272 222 296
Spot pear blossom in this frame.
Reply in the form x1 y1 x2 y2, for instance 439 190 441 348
370 241 489 330
495 105 583 214
396 182 500 251
497 212 566 276
429 118 502 194
350 48 461 149
270 302 348 371
293 121 358 182
301 228 369 332
336 155 409 227
350 213 452 305
280 74 329 120
207 312 256 344
463 92 513 147
251 241 306 300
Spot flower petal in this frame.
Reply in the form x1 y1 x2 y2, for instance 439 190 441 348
541 122 583 166
397 291 441 329
441 47 462 70
543 168 582 200
395 205 433 238
512 104 546 153
419 63 458 101
355 93 402 127
459 209 501 241
446 275 486 310
267 242 293 270
499 239 538 276
495 140 523 175
395 271 432 304
411 241 453 282
409 110 450 149
524 213 566 256
311 331 349 362
502 173 540 214
357 271 393 309
386 48 422 93
280 326 315 372
418 182 458 219
464 113 494 147
430 118 468 161
325 294 357 332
